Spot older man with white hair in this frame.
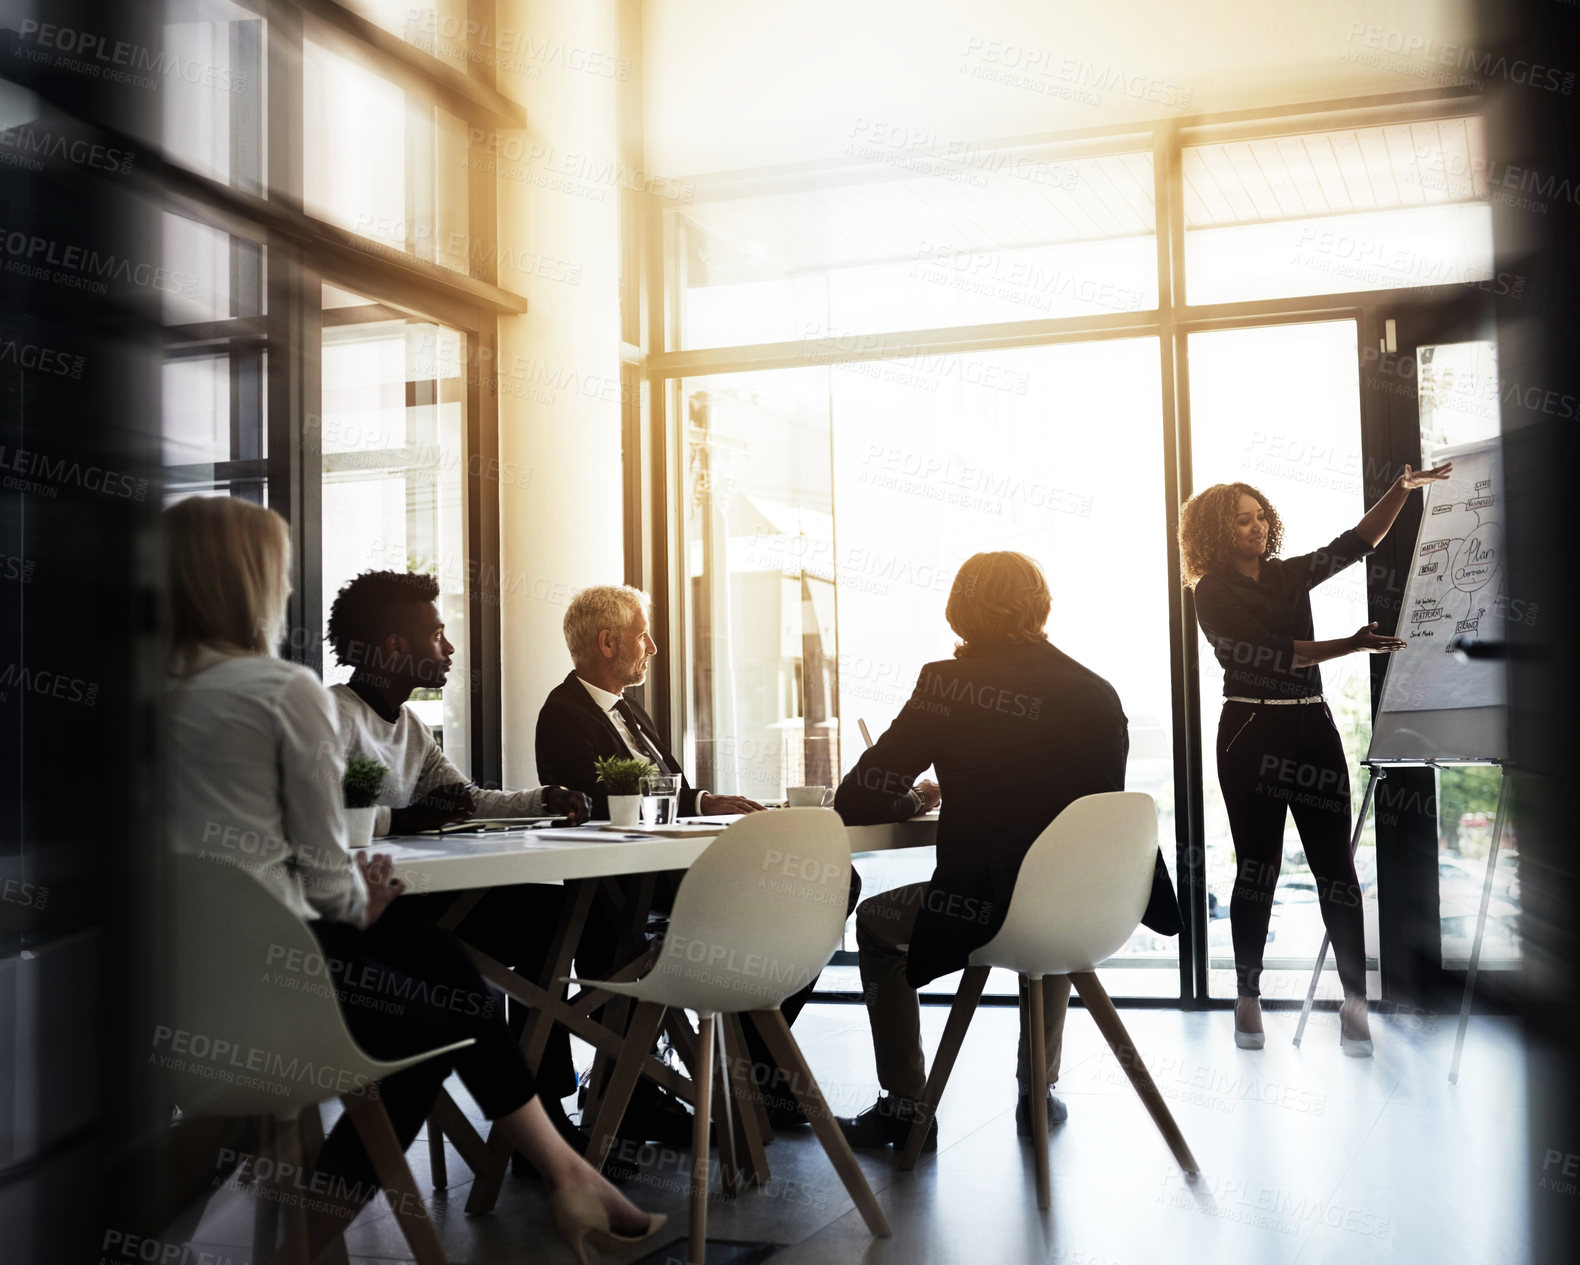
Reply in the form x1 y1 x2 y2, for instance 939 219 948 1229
537 584 857 1130
535 584 762 818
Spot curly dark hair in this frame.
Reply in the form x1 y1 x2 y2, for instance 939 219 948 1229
1178 483 1284 587
945 551 1051 657
326 570 441 667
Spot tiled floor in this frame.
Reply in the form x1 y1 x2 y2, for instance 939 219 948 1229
181 1003 1530 1264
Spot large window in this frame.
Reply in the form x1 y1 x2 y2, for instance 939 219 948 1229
679 338 1176 995
654 105 1496 1004
1183 118 1495 304
320 293 472 769
673 151 1158 350
155 0 522 773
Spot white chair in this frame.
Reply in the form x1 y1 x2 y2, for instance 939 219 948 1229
897 792 1200 1207
572 808 892 1265
166 854 472 1265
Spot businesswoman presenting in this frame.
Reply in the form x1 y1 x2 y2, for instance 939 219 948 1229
1179 461 1450 1055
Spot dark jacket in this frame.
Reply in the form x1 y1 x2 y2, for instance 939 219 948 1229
535 672 704 820
834 639 1182 987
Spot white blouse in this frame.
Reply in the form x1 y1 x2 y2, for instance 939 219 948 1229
167 648 368 924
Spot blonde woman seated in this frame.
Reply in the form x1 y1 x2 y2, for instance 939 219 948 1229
164 495 662 1262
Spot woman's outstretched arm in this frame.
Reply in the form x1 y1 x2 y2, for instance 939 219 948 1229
1354 462 1453 547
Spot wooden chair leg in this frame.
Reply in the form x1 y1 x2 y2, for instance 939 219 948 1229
426 1113 448 1189
339 1094 449 1265
721 1013 771 1184
899 964 989 1170
428 1087 490 1187
1027 974 1051 1209
584 1000 669 1171
1068 971 1199 1176
295 1106 349 1265
273 1114 309 1265
709 1018 739 1198
748 1009 891 1238
690 1014 716 1265
460 1127 516 1216
251 1115 280 1265
664 1009 703 1077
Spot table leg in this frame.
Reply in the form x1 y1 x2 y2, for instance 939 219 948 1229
721 1013 771 1184
520 879 597 1073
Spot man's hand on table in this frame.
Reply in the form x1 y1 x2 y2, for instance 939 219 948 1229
544 785 592 825
909 779 941 815
355 851 404 929
698 792 766 815
388 781 476 834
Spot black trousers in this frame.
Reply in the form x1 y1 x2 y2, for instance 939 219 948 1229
306 920 536 1204
1215 700 1366 1000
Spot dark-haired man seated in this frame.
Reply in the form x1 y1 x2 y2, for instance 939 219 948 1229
326 569 589 834
322 571 661 1161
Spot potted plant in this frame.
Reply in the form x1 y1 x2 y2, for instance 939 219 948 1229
594 755 657 828
343 756 388 848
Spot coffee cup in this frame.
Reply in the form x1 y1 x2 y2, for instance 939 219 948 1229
786 785 834 808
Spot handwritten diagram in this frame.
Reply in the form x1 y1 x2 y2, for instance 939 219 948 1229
1378 441 1506 715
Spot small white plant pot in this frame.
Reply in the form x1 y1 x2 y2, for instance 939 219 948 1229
607 794 642 827
345 806 378 848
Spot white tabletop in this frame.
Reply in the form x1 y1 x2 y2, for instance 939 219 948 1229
381 811 939 894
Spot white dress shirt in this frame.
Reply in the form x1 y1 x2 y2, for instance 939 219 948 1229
166 648 369 924
577 676 647 760
331 684 547 835
575 676 707 805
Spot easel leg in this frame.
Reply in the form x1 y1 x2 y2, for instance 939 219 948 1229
1295 767 1382 1047
1449 767 1510 1084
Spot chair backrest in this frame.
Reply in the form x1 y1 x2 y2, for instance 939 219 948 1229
641 808 852 1014
164 853 462 1118
970 792 1159 977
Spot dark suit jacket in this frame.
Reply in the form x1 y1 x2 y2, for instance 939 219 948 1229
535 672 704 820
834 639 1183 987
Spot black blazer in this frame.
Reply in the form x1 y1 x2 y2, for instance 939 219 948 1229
535 672 704 820
834 639 1182 987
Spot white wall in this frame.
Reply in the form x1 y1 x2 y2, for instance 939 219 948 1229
643 0 1479 175
495 0 627 788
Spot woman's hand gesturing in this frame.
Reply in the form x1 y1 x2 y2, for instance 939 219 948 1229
1350 621 1407 654
1397 461 1453 491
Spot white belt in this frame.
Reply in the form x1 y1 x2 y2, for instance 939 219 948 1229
1224 695 1325 706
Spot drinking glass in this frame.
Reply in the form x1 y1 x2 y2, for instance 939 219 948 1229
640 773 682 825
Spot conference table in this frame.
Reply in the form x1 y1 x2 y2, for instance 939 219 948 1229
379 811 939 1211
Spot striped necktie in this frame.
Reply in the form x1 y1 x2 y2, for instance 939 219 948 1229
613 698 674 776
